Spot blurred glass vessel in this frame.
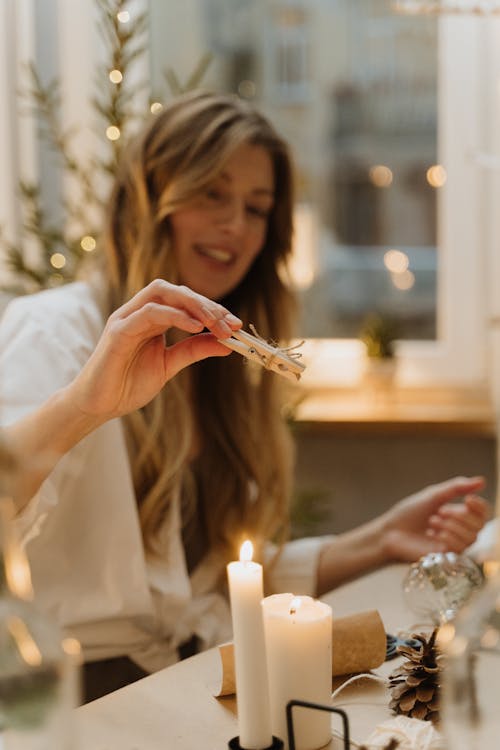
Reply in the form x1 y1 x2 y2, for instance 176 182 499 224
440 563 500 750
0 497 80 749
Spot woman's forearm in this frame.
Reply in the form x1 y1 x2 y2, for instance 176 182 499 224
315 516 388 596
3 385 103 513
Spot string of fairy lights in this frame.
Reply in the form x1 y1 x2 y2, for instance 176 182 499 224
366 162 446 292
49 7 153 275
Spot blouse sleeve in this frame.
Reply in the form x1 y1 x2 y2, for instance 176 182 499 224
0 286 102 542
264 535 335 597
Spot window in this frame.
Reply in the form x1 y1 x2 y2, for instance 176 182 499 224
1 1 491 391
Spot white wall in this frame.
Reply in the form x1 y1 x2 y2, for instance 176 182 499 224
0 0 37 277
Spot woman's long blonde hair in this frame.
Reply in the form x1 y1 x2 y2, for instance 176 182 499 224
101 90 297 562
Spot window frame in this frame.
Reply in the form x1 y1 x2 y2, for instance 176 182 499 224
300 16 489 390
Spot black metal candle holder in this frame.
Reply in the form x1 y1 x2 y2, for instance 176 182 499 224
228 698 351 750
228 736 284 750
286 699 350 750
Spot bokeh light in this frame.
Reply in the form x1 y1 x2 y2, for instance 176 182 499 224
109 69 123 84
392 270 415 290
369 164 393 188
106 125 121 141
50 253 66 269
426 164 447 188
80 235 96 252
384 249 409 274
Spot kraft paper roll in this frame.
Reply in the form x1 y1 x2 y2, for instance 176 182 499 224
214 609 386 697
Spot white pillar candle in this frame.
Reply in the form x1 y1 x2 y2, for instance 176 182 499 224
262 593 332 750
227 541 273 750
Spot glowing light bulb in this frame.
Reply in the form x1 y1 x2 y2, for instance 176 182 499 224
106 125 121 141
50 253 66 269
80 235 96 252
392 270 415 290
426 164 447 188
117 10 130 22
369 164 393 188
384 249 409 273
109 69 123 84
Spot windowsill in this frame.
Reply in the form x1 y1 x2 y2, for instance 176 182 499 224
290 385 496 437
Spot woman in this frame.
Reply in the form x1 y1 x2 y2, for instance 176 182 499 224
0 90 488 701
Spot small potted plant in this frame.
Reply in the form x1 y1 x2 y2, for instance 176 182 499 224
359 312 400 391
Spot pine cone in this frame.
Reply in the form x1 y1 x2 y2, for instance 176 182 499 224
388 628 442 723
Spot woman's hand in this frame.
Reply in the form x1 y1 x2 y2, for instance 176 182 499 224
316 475 490 595
68 279 242 423
381 476 490 562
4 280 242 512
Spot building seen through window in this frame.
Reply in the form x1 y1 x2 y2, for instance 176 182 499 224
149 0 438 340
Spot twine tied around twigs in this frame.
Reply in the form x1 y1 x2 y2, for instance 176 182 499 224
248 324 305 372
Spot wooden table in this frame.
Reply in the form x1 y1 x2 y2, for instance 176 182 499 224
75 564 417 749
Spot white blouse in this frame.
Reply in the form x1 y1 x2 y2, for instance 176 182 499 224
0 282 326 672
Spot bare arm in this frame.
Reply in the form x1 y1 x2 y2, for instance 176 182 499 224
315 475 490 595
4 279 242 511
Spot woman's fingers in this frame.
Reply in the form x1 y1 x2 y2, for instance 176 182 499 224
425 476 486 509
106 300 238 352
111 302 205 339
426 497 489 551
429 505 486 534
110 279 242 338
465 494 492 519
434 496 489 530
430 518 477 548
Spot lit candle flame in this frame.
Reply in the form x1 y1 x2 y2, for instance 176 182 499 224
289 596 302 615
240 540 253 562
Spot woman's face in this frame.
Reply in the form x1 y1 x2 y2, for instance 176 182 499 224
170 142 275 300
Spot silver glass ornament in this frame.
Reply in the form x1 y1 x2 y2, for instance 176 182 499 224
402 552 483 625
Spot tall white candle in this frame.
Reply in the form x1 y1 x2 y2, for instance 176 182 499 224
262 593 332 750
227 541 273 750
